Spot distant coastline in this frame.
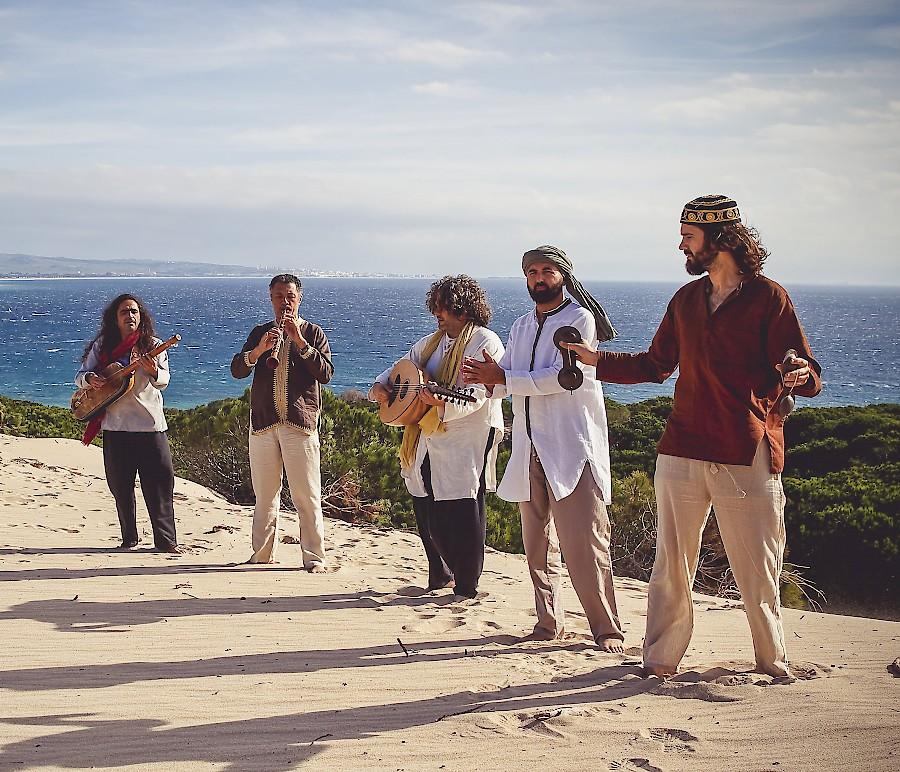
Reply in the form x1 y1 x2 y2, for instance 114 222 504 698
0 251 425 281
0 273 428 281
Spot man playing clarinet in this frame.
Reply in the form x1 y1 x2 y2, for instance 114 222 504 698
231 274 333 571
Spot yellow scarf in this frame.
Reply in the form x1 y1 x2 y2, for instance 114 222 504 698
399 322 475 469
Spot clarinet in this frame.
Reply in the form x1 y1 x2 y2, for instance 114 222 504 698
266 304 291 369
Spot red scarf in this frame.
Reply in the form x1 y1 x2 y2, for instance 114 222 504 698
82 331 140 446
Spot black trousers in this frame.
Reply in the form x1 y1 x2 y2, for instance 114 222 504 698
102 431 177 549
411 430 493 598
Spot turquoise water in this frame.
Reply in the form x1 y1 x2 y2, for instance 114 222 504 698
0 277 897 408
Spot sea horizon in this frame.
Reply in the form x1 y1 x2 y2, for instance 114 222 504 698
2 274 899 289
2 276 897 410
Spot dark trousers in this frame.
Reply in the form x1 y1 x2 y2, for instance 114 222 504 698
103 431 177 549
412 430 493 598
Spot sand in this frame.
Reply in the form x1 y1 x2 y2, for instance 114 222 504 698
0 434 897 771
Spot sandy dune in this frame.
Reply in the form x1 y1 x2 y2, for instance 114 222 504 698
1 434 897 771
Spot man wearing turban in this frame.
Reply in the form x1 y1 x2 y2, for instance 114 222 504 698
463 246 624 652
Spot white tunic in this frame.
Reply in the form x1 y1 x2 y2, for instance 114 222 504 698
76 338 170 432
375 326 505 501
491 300 612 504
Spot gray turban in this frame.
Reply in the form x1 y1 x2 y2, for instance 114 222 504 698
522 245 617 342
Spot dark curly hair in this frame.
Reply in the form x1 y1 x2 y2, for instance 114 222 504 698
81 293 158 362
698 222 769 276
426 275 492 326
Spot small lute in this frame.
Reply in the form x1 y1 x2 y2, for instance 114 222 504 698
71 334 181 421
378 358 477 426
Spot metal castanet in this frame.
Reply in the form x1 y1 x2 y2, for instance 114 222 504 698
552 325 585 391
776 348 801 419
378 359 477 426
266 304 291 369
71 334 181 421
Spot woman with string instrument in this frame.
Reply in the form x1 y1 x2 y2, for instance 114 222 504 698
369 276 504 599
75 293 182 554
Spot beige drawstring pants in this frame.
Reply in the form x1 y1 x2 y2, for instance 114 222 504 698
643 440 789 677
248 424 326 568
519 453 624 644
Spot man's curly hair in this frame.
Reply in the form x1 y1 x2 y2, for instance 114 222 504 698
698 222 770 276
426 275 492 326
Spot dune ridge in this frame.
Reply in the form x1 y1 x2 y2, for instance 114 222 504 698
1 434 897 771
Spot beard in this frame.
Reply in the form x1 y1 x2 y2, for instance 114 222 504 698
528 281 564 304
684 245 717 275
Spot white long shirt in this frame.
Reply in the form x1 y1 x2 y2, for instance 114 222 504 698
75 338 170 432
375 326 505 500
491 299 612 504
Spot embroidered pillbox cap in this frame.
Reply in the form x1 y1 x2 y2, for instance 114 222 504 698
680 194 741 225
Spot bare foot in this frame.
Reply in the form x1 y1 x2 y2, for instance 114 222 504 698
519 628 565 642
307 564 327 573
642 665 675 679
598 637 625 653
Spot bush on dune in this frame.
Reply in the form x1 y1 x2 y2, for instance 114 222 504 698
1 391 896 615
0 395 86 442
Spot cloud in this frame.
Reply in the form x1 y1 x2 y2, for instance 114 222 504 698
651 84 826 124
0 121 144 147
868 23 900 49
444 1 550 29
229 125 322 149
411 80 484 98
390 39 501 67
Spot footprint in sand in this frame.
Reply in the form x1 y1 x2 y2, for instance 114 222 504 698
609 760 662 772
401 616 465 634
646 727 698 754
656 680 748 703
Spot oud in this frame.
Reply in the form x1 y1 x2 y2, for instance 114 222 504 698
71 334 182 421
378 359 477 426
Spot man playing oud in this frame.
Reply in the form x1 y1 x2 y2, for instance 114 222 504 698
231 274 333 571
561 195 821 678
370 275 504 599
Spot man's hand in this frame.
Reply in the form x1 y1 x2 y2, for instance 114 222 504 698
418 383 443 407
370 383 390 405
283 317 307 348
462 350 505 386
86 372 107 390
133 353 158 380
252 327 281 361
775 354 811 388
560 340 600 366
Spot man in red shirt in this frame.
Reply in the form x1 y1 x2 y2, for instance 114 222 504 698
563 194 821 679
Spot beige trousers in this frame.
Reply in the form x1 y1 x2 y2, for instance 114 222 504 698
248 424 326 568
644 440 789 677
519 453 623 643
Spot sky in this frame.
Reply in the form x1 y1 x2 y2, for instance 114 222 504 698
1 0 899 284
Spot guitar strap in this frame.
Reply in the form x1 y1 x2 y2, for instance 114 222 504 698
399 323 475 470
81 331 141 445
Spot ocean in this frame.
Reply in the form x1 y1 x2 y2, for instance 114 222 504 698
0 277 897 409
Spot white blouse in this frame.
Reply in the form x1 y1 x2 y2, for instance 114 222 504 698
75 338 170 432
375 326 505 500
491 300 612 504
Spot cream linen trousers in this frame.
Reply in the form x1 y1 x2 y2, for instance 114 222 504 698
248 424 326 568
643 440 789 677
